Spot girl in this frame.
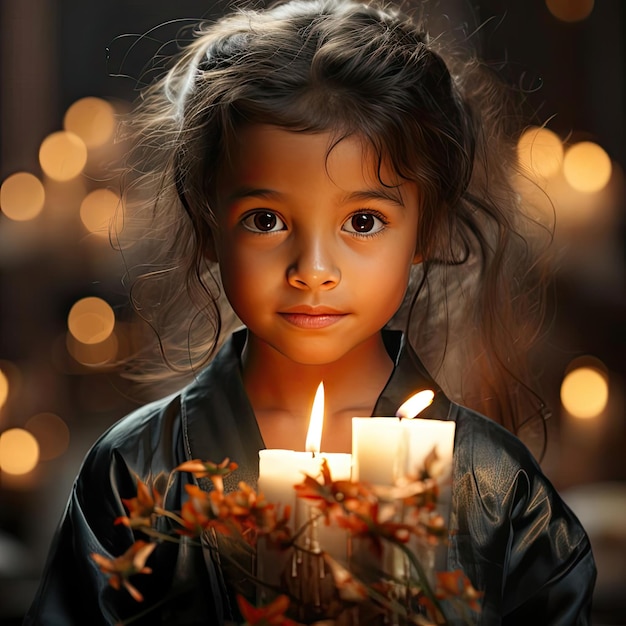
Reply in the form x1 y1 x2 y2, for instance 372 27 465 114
25 0 596 624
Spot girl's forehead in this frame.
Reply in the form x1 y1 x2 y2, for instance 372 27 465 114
226 124 406 187
215 124 418 211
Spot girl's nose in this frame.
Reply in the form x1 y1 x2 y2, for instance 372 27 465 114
286 237 341 290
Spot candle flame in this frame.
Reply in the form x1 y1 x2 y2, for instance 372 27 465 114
305 382 325 454
395 389 435 419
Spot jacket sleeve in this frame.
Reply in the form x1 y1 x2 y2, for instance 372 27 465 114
451 408 597 625
500 463 597 625
23 443 155 625
23 404 226 626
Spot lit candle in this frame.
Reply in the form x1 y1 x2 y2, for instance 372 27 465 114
352 390 455 579
258 383 352 528
398 391 455 484
352 390 455 485
257 383 352 593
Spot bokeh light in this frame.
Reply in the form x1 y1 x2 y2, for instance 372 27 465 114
0 361 21 413
79 188 121 237
563 141 612 193
0 172 46 221
63 97 116 149
66 331 119 366
546 0 594 22
561 359 609 419
67 297 115 344
0 428 39 475
517 126 564 179
0 368 8 410
39 131 88 181
25 412 70 461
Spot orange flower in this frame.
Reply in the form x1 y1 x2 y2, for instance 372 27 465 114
175 458 238 492
294 459 421 557
419 570 483 617
255 501 292 550
177 484 217 537
208 482 257 539
115 479 163 530
435 570 483 613
173 479 292 547
331 495 414 558
294 458 372 524
91 540 156 602
211 481 292 547
212 481 259 518
237 593 300 626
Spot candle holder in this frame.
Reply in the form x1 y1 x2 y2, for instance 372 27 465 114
257 499 354 623
286 505 332 622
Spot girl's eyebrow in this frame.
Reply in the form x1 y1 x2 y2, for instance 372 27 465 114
342 188 404 207
225 187 405 206
224 187 279 204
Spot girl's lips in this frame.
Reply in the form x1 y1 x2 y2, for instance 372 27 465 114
278 312 347 329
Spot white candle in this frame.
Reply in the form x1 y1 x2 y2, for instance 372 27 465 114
352 390 455 485
258 449 351 525
257 383 352 527
257 382 352 594
351 417 404 484
259 449 319 528
352 390 455 580
352 416 455 483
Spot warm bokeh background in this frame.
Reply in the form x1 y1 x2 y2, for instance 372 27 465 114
1 0 624 624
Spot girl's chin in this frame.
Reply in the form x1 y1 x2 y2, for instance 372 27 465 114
247 333 385 369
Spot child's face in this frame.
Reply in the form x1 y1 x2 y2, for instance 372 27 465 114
211 124 421 366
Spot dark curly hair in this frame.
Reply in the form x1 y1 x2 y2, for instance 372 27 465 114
115 0 551 455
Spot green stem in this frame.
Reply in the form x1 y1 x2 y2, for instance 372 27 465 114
396 541 448 624
154 506 185 526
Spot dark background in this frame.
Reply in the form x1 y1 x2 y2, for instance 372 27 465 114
1 0 624 623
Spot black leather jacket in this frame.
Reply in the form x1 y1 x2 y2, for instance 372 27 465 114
24 330 596 625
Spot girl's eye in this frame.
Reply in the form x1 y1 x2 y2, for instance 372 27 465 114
241 211 286 233
342 212 387 235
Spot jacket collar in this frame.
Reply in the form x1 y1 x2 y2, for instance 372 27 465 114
181 329 451 489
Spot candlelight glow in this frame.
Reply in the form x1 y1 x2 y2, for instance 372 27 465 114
546 0 594 22
39 131 88 181
395 389 435 419
64 97 116 149
67 297 115 344
561 365 609 419
0 368 8 410
517 126 564 180
563 141 612 193
79 188 122 237
66 330 119 366
305 382 325 454
0 428 39 475
0 172 46 221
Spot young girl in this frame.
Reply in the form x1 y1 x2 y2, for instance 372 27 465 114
25 0 596 623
